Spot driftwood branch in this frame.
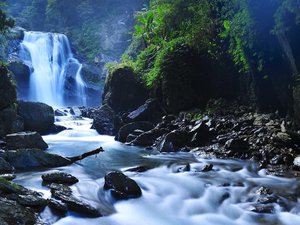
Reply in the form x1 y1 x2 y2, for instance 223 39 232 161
67 147 104 162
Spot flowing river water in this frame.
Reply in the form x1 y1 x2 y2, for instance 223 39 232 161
13 113 300 225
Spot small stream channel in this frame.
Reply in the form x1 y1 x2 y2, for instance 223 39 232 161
14 112 300 225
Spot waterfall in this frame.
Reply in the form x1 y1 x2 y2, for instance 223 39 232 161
18 31 86 106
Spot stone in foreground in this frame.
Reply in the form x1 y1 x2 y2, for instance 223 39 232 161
104 171 142 200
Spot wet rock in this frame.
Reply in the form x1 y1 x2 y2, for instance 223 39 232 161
124 165 154 173
225 138 249 152
104 171 142 200
5 131 48 150
126 134 137 143
91 104 119 136
157 130 190 152
18 101 55 134
50 183 101 217
48 124 67 134
0 174 16 180
1 149 72 169
293 155 300 167
0 158 14 174
48 198 68 214
17 194 47 208
130 128 169 147
0 177 47 208
0 197 38 225
125 99 163 124
246 204 274 214
54 109 67 117
201 164 213 172
42 172 79 185
116 121 154 143
273 132 292 146
70 107 82 117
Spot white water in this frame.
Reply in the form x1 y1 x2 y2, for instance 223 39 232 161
15 113 300 225
19 31 86 106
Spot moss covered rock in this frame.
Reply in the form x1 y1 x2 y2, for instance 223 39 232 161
102 66 148 113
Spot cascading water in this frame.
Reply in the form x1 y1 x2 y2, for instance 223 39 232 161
18 31 86 106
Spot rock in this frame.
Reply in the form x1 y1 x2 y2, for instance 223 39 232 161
42 172 79 185
0 158 14 174
8 60 31 100
225 138 249 152
70 107 82 117
5 131 48 150
17 194 47 208
54 109 67 116
48 124 67 134
0 174 16 180
91 104 119 136
18 101 54 134
0 66 16 111
157 130 190 152
130 128 169 147
293 155 300 167
1 149 72 169
273 132 292 146
0 177 47 207
104 171 142 200
124 165 154 173
102 66 148 113
125 99 163 123
50 183 101 217
0 197 38 225
115 121 154 143
48 198 68 214
0 66 20 137
0 107 23 138
201 164 213 172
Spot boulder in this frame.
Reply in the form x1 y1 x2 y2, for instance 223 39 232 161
0 66 16 111
18 101 54 134
91 104 119 135
157 130 190 152
0 197 38 225
0 178 47 208
104 171 142 200
0 66 21 137
8 60 31 100
125 99 163 123
102 66 148 113
42 172 79 185
115 121 154 143
225 138 249 152
5 131 48 150
50 183 101 217
0 158 14 174
1 149 72 169
0 107 23 138
130 128 169 147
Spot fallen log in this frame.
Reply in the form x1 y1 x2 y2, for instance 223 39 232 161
67 147 104 162
1 147 105 169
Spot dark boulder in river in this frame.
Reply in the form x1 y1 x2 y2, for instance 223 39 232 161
18 101 54 134
5 131 48 150
91 104 120 135
104 171 142 200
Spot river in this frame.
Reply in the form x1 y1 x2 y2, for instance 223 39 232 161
14 112 300 225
